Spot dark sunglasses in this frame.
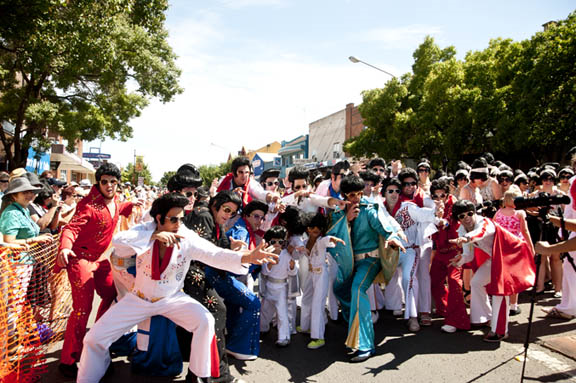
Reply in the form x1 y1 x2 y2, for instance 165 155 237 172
417 168 430 173
99 179 118 186
499 177 511 183
0 180 9 183
402 181 418 187
432 193 446 200
293 184 307 191
386 189 401 194
559 175 571 180
167 216 185 224
269 239 286 246
250 213 265 221
541 177 554 182
220 206 237 217
266 181 279 187
457 211 475 220
185 191 198 198
73 194 83 198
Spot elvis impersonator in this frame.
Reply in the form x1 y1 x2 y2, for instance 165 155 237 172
76 193 279 383
449 200 536 342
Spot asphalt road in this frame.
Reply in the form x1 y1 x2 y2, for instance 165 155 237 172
43 290 576 383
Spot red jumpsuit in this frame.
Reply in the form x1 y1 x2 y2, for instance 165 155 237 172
56 186 133 365
430 195 471 330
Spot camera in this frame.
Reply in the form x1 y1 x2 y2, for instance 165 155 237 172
513 193 570 210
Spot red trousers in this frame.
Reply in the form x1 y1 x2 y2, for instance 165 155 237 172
430 252 470 330
60 258 117 365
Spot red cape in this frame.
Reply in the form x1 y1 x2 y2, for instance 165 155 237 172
217 173 252 207
475 220 536 296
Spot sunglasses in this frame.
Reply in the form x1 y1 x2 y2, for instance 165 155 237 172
345 191 364 199
73 194 83 198
0 180 9 183
417 168 430 173
269 239 286 246
499 177 511 183
167 216 185 224
386 189 401 194
432 193 446 200
541 177 554 182
402 181 418 187
220 206 237 217
559 175 571 180
185 191 198 198
250 213 265 221
293 184 307 191
457 211 475 220
266 181 279 187
99 179 118 186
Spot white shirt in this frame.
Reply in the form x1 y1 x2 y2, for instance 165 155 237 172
307 236 336 268
457 216 496 266
262 249 297 280
394 201 437 247
281 192 332 213
112 222 248 301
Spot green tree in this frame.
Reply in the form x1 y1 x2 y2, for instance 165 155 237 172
0 0 182 170
122 162 152 185
198 160 231 187
158 170 175 187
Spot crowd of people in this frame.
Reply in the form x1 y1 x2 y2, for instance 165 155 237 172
2 149 576 383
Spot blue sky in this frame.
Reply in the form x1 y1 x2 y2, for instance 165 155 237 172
89 0 575 180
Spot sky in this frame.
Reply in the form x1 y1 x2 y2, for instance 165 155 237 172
86 0 575 181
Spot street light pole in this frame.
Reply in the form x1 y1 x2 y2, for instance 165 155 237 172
348 56 396 78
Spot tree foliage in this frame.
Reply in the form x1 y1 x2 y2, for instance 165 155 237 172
121 162 153 185
198 160 232 187
345 12 576 168
0 0 182 169
158 170 175 187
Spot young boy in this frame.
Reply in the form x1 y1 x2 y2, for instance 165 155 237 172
298 212 345 349
259 226 298 347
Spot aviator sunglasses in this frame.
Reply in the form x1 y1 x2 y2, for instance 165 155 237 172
269 239 286 246
457 211 475 220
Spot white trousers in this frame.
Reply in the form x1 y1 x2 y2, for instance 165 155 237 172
470 260 492 324
77 291 215 383
367 283 385 311
300 267 329 340
384 248 419 319
417 244 433 313
260 282 290 341
556 253 576 316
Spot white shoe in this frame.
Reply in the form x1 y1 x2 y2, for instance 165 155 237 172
392 310 403 317
225 349 257 361
441 324 457 333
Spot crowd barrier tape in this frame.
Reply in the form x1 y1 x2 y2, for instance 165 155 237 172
0 234 71 382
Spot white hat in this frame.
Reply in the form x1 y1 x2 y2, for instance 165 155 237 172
79 179 92 187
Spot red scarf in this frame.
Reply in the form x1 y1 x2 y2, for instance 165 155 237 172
217 173 252 207
151 240 174 280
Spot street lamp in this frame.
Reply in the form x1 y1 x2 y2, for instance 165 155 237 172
348 56 396 78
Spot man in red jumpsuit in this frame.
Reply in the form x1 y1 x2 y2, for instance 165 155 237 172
55 163 137 377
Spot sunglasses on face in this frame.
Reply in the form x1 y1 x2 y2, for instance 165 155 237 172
266 181 279 187
432 193 446 200
167 216 185 224
402 181 418 187
386 189 401 194
560 175 571 180
99 179 118 186
185 191 198 198
0 180 9 183
457 211 475 220
345 191 364 199
269 239 286 246
499 177 511 183
417 168 430 173
250 213 265 221
73 194 83 198
293 184 307 191
541 177 554 182
220 206 237 217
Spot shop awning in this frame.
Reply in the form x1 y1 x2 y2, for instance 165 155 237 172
51 152 95 174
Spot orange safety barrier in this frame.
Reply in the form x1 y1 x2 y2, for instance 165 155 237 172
0 234 72 383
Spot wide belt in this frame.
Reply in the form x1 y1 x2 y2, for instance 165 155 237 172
354 249 379 261
263 275 287 284
134 290 163 303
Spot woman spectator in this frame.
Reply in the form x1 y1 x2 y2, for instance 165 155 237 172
558 167 574 195
28 186 61 234
453 169 469 199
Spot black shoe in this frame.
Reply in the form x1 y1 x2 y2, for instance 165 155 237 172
58 363 78 378
186 370 210 383
509 307 522 316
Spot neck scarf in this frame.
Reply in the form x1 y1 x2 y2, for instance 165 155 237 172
151 240 174 280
